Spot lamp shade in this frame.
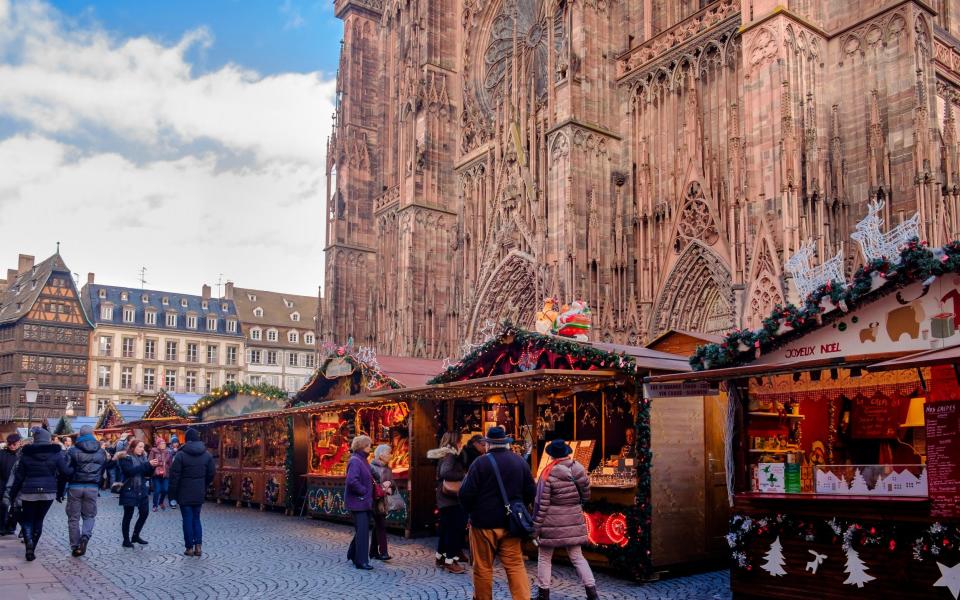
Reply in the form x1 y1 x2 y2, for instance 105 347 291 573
900 397 926 428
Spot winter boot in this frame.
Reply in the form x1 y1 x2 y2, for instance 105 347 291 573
78 535 89 556
585 586 599 600
184 546 195 557
193 543 202 557
132 532 148 545
533 588 549 600
24 539 35 561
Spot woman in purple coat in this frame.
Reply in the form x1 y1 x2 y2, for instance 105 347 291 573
344 435 374 570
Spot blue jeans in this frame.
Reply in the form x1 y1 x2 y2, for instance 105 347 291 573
180 504 203 548
346 510 371 567
152 477 169 507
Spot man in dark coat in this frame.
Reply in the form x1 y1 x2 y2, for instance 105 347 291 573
0 433 21 535
459 426 536 600
169 428 214 557
64 425 108 556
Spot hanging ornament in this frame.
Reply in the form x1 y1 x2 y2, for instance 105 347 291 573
843 547 875 588
761 536 788 577
934 561 960 600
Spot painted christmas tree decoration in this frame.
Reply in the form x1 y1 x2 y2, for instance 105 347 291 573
843 547 875 588
805 550 827 575
761 536 788 577
934 561 960 600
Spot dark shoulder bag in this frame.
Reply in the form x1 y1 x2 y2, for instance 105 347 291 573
486 454 534 538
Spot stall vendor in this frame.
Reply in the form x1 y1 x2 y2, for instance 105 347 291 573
618 427 637 459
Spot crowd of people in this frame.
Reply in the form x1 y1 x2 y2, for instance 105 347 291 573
1 421 599 599
0 425 214 561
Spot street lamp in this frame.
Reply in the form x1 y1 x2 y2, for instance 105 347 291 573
65 401 76 418
24 378 39 438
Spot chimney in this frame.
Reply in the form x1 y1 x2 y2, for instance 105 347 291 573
202 284 211 300
7 269 17 284
17 254 34 274
87 272 95 285
224 281 234 300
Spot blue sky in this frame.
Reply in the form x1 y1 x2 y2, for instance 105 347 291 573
0 0 340 297
47 0 343 76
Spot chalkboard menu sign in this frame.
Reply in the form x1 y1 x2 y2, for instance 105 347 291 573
926 400 960 518
851 394 907 439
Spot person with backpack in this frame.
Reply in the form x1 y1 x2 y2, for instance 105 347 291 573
64 425 108 557
427 432 468 574
168 428 215 557
458 427 536 600
531 439 597 600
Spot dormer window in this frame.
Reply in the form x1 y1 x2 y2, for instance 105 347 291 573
207 317 217 331
201 300 208 310
290 312 300 322
187 315 198 329
247 293 257 301
221 302 229 311
180 298 188 308
98 289 106 299
141 293 149 303
120 292 128 302
284 299 294 308
145 310 157 326
267 329 278 342
288 330 299 344
100 305 113 320
122 307 135 323
250 327 262 341
305 333 315 345
253 307 264 318
226 319 238 333
165 312 177 327
162 296 169 306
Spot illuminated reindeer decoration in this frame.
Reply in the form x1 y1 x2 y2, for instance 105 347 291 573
850 200 920 263
785 240 845 300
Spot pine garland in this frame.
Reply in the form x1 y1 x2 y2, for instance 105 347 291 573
691 239 960 371
189 382 288 416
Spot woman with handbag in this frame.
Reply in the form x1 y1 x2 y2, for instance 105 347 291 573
148 439 172 511
344 435 375 570
368 444 394 561
426 432 467 574
531 439 597 600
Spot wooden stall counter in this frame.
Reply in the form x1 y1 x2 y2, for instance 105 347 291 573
303 473 411 532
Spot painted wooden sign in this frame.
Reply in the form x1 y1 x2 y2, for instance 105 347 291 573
755 277 960 366
850 393 908 439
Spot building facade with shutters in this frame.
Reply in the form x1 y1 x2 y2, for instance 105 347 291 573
229 283 320 393
81 277 244 416
0 253 93 431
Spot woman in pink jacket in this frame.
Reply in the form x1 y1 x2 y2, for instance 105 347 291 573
532 439 597 600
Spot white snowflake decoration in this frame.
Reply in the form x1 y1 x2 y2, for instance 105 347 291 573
851 200 920 263
785 239 845 300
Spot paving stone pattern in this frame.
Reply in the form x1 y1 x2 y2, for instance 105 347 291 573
31 498 730 600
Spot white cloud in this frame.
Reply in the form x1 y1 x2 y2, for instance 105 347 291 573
0 0 335 296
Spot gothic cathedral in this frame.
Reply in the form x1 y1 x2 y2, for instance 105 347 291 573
321 0 960 358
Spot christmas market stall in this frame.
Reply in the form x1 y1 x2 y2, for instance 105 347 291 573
124 389 200 444
186 383 290 509
47 415 98 438
291 342 441 533
94 400 149 442
650 235 960 599
367 320 716 579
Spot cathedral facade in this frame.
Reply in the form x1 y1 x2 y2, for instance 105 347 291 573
321 0 960 357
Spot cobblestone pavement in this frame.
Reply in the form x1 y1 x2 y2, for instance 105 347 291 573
28 497 731 600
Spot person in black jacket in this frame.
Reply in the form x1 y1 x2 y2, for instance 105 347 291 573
64 425 108 556
168 428 214 557
0 433 21 535
7 429 70 561
458 427 536 600
118 439 157 548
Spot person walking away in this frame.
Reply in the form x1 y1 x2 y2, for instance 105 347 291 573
368 444 395 561
119 439 157 548
7 429 69 561
344 435 375 570
168 428 214 557
64 425 108 557
427 432 468 573
459 427 536 600
0 434 21 535
149 439 172 511
531 439 597 600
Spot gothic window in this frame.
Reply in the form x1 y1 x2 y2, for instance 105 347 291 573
675 182 719 249
748 274 785 329
479 0 563 118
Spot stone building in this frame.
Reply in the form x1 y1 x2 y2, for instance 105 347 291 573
0 253 92 430
81 278 244 416
228 283 320 392
321 0 960 356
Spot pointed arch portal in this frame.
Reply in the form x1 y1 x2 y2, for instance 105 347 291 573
468 250 540 341
651 242 734 337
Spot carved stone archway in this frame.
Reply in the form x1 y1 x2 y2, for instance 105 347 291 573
651 242 735 337
468 250 541 341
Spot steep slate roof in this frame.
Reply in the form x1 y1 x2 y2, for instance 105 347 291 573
232 286 318 331
377 356 444 387
0 253 92 326
82 284 243 337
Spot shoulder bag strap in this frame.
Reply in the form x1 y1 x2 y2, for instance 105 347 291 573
486 453 512 512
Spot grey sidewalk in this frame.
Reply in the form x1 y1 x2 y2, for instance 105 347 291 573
0 534 72 600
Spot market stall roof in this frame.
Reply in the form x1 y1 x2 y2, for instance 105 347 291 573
580 340 692 372
646 352 907 383
369 369 621 402
374 356 444 387
167 392 202 411
46 415 98 435
868 343 960 372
